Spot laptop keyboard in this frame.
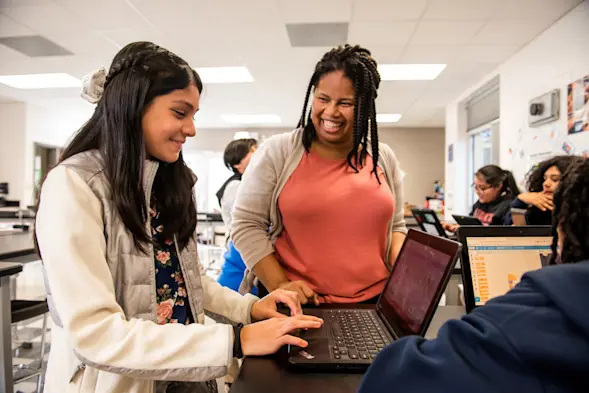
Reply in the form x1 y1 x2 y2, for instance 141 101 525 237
327 310 391 361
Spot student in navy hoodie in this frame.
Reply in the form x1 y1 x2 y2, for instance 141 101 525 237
359 158 589 393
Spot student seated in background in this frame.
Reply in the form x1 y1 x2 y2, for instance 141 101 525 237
505 155 582 225
35 42 321 393
444 165 519 232
216 138 258 294
359 157 589 393
232 45 407 305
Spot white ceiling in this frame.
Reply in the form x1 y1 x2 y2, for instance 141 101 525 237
0 0 582 128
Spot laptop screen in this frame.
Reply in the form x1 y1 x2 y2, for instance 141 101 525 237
378 238 454 335
465 236 552 305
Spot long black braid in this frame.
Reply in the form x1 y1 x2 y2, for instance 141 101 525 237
549 158 589 265
298 45 382 183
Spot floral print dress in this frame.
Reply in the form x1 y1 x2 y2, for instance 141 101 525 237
151 196 193 325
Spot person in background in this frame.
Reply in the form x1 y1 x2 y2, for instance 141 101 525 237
359 157 589 393
216 138 258 294
232 45 407 305
444 164 519 232
35 42 321 393
505 155 582 225
216 138 257 228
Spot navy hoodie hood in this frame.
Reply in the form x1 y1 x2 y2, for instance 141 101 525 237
358 262 589 393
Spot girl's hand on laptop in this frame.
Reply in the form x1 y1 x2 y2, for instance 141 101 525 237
442 222 459 233
277 280 321 306
250 288 302 322
240 315 324 356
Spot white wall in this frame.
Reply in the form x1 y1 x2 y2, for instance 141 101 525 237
0 102 27 201
445 1 589 218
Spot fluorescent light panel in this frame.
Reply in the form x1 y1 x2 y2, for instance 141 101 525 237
378 64 446 81
195 66 253 83
0 73 81 89
377 114 402 123
222 114 281 124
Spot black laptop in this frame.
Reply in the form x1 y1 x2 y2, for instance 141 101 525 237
411 208 455 239
457 225 552 313
286 229 462 371
452 214 483 226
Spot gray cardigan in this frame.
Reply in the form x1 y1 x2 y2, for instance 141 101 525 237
232 128 408 293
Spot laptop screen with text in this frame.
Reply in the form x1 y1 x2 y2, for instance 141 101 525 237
465 236 552 305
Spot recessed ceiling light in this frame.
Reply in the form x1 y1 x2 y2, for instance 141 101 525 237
378 64 447 81
377 114 402 123
222 114 282 125
0 73 81 89
195 66 254 83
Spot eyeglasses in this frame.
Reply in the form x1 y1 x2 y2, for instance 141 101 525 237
471 183 493 192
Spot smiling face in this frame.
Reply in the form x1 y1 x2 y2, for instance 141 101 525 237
142 84 200 163
310 70 355 148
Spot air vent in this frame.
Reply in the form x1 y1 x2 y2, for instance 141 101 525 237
286 23 348 47
0 36 73 57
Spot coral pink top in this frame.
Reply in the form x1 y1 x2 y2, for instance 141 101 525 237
274 149 395 303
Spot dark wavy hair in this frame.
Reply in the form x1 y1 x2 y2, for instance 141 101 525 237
476 165 520 198
550 158 589 264
36 41 202 252
223 138 258 174
298 44 381 182
525 155 583 192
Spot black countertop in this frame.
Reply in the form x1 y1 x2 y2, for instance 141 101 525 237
0 261 23 278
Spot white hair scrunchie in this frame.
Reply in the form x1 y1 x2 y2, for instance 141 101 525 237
81 67 107 104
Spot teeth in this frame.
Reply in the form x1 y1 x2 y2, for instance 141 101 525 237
323 120 341 129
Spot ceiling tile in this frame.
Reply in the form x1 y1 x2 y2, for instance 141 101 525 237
0 13 34 37
410 21 485 45
368 45 406 64
494 0 582 20
0 0 54 8
278 0 352 23
348 21 416 46
423 0 506 20
351 0 428 21
287 23 348 47
0 43 30 62
2 3 86 35
377 81 430 112
44 30 119 56
455 45 519 63
471 20 547 45
419 109 446 127
400 44 461 63
54 0 154 30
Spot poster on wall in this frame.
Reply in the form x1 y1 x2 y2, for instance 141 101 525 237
567 74 589 134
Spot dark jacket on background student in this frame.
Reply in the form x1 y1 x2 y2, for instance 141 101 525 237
358 262 589 393
469 195 513 225
505 197 552 225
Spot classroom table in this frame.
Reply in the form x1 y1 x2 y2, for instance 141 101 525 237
0 231 35 261
230 305 465 393
0 262 24 393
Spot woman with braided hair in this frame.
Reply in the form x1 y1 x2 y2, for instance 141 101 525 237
232 44 407 304
34 42 322 393
359 158 589 393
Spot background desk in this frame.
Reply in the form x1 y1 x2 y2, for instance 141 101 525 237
231 305 464 393
0 232 35 261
